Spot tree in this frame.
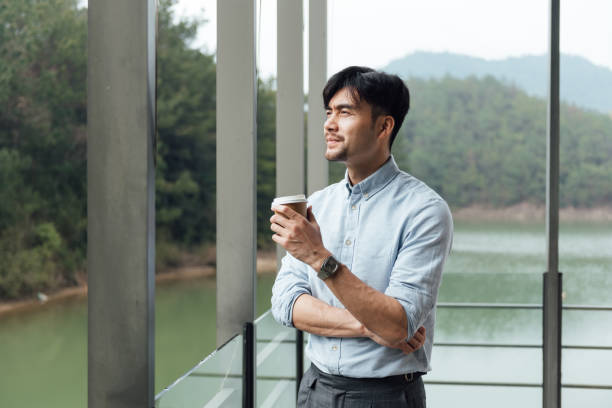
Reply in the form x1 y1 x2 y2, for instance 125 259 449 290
0 0 87 298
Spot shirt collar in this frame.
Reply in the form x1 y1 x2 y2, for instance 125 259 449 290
344 155 400 200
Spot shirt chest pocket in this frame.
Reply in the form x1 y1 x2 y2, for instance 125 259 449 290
352 239 393 291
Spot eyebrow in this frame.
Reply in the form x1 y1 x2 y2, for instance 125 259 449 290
325 103 358 111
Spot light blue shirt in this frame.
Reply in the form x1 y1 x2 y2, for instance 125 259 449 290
271 156 453 378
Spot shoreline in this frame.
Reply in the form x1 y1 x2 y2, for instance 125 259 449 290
451 203 612 222
2 204 611 316
0 252 278 318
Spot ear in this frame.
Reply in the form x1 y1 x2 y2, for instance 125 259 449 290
377 115 395 141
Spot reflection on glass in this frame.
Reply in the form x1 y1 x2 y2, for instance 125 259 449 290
156 334 243 408
155 311 309 408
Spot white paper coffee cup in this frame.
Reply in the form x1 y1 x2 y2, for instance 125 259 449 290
272 194 308 217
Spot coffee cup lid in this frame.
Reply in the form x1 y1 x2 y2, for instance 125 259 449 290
272 194 307 205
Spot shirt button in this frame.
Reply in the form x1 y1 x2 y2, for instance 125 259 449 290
345 239 352 246
364 192 369 198
332 345 338 351
351 205 356 210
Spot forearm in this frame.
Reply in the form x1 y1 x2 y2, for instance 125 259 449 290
324 263 408 345
292 293 365 338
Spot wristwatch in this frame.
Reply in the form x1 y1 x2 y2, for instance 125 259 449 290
318 255 340 280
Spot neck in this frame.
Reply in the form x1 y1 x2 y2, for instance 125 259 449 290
347 154 390 186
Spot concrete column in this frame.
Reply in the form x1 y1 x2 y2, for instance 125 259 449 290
307 0 328 196
216 0 258 346
87 0 156 406
276 0 305 264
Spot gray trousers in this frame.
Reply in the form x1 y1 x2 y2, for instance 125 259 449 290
297 364 426 408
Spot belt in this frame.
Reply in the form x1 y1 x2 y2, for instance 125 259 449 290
310 363 425 388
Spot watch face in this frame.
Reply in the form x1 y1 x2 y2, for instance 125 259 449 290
324 257 338 274
319 256 339 280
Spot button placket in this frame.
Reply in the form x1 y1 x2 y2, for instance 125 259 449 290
343 194 360 269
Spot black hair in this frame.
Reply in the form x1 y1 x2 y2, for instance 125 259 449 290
322 66 410 149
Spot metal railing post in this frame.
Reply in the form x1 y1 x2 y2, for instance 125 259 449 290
243 323 255 408
296 330 304 398
543 1 562 406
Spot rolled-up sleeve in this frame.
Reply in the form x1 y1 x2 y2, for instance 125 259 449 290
384 199 453 339
271 253 312 328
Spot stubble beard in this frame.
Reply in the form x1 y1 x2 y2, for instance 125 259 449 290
325 145 347 162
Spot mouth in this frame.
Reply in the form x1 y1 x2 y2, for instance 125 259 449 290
326 135 342 146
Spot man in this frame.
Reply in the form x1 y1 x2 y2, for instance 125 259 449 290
270 66 453 407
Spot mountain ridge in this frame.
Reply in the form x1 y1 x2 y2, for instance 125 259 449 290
382 51 612 114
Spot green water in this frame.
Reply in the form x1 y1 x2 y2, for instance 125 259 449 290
1 221 611 407
0 275 276 408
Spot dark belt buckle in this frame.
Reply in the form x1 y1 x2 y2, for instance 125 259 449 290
403 372 415 383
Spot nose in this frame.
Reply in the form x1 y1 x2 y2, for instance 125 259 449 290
324 113 338 133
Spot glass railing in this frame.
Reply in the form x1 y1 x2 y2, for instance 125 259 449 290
155 310 309 408
157 304 612 407
155 333 243 407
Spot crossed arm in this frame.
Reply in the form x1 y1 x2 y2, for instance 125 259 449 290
270 204 426 354
292 293 426 354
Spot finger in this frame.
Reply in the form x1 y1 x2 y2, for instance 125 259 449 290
407 337 420 349
272 204 298 219
270 213 290 228
306 206 318 225
401 342 415 354
412 336 424 349
413 330 425 344
411 327 425 341
270 223 286 235
271 234 285 246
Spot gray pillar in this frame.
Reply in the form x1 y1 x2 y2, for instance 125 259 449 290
543 0 562 407
87 0 156 407
276 0 305 264
216 0 258 346
307 0 328 196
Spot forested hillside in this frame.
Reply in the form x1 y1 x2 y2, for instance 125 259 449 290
1 0 610 299
392 76 612 208
384 51 612 114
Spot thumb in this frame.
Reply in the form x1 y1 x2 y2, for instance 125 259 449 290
307 206 318 225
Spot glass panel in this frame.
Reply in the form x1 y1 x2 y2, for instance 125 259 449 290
426 385 541 407
427 346 541 384
562 389 612 408
255 311 309 408
155 310 312 408
326 1 547 405
257 379 297 408
256 309 297 342
0 0 88 406
435 308 542 345
156 334 243 408
562 347 612 387
559 0 612 405
562 309 612 347
154 0 219 394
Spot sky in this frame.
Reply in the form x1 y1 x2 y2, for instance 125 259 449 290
173 0 612 89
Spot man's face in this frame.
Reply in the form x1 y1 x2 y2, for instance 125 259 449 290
324 88 379 165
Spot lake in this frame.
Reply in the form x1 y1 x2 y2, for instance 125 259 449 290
1 221 611 407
